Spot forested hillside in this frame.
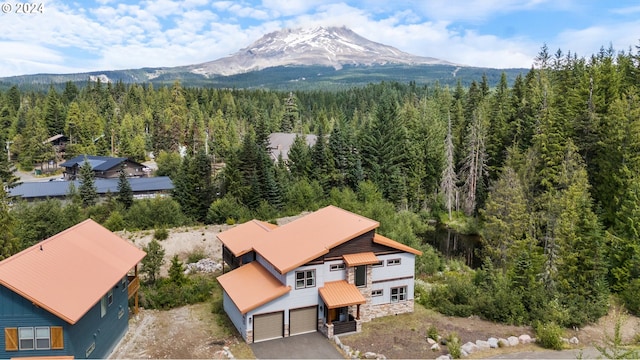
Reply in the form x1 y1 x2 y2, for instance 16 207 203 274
1 44 639 328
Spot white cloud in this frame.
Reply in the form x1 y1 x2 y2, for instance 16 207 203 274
553 20 640 58
261 0 326 17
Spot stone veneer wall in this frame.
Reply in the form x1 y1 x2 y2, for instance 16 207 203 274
368 299 415 320
246 330 253 344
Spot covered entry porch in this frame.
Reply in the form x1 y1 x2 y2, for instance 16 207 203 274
319 280 366 338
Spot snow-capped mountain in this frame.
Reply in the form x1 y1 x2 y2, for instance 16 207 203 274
189 26 455 76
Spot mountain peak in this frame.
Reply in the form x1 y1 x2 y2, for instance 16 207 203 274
190 26 453 76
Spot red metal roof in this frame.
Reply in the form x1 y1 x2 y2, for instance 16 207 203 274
342 252 380 267
217 261 291 314
373 233 423 255
0 219 146 325
319 280 366 309
217 220 277 257
254 206 380 273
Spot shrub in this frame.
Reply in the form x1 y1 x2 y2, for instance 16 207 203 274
427 325 439 340
153 227 169 241
447 332 462 359
186 247 207 264
207 196 251 224
104 210 126 231
534 321 564 350
620 279 640 316
140 273 218 310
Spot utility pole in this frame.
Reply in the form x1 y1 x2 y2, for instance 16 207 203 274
5 140 12 162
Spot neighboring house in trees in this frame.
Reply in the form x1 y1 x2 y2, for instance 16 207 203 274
0 219 146 359
9 177 174 202
60 155 149 180
268 133 317 162
217 205 422 343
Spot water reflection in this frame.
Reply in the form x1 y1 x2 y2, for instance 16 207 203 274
424 226 482 268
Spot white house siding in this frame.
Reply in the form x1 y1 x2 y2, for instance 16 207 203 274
322 259 348 282
246 264 325 339
223 292 246 341
256 253 287 284
367 253 417 319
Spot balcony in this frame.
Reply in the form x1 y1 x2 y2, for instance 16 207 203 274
332 314 357 335
127 275 140 298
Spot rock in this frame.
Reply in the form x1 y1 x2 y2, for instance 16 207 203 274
364 352 377 359
436 355 451 360
475 339 491 350
440 338 448 345
498 338 509 347
342 345 350 354
461 342 479 354
519 334 532 344
334 336 341 346
507 336 519 346
562 337 570 343
427 337 437 345
376 355 386 360
352 350 360 359
431 343 440 351
487 337 499 348
570 337 579 345
184 258 222 274
461 349 469 357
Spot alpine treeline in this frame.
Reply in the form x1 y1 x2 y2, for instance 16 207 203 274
1 42 640 326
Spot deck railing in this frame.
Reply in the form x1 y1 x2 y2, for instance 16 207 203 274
127 275 140 298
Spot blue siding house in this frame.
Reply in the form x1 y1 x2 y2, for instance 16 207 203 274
0 219 146 359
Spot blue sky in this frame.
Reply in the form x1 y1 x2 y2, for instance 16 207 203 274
1 0 639 77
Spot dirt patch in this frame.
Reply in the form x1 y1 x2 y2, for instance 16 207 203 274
339 304 640 359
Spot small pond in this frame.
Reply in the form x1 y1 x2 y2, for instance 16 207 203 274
423 226 483 268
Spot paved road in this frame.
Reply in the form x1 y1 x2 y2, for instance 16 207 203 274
250 332 345 359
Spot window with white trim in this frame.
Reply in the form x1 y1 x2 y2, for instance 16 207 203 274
18 327 34 350
387 258 401 266
372 289 383 297
390 286 407 302
295 270 315 289
35 327 50 350
330 263 345 271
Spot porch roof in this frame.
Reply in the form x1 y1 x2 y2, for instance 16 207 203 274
319 280 366 309
217 261 291 314
342 252 379 267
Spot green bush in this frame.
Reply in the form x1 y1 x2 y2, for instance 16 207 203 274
104 210 126 231
534 321 565 350
207 195 251 224
426 274 477 317
140 273 218 310
153 227 169 241
447 332 462 359
620 279 640 315
186 247 208 264
427 325 439 340
125 197 188 230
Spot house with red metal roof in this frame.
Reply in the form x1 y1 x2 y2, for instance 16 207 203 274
217 205 422 343
0 219 146 359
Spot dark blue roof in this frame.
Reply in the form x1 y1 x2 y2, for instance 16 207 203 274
9 177 174 199
59 155 142 171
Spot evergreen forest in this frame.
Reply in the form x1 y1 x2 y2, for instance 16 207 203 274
1 43 640 329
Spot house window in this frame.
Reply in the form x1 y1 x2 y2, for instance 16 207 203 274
121 276 127 292
101 296 107 318
35 327 50 350
372 261 384 267
330 263 345 271
391 286 407 302
387 258 401 266
372 289 383 297
107 289 113 306
18 327 34 350
295 270 315 289
355 265 366 287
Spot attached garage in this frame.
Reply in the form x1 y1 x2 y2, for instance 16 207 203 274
289 306 318 336
253 311 284 342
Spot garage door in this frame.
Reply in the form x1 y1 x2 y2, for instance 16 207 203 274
289 306 317 336
253 311 284 342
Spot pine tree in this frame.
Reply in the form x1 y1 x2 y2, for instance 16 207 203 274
0 185 18 260
288 134 312 180
440 112 458 220
78 156 97 207
116 164 133 209
141 238 165 284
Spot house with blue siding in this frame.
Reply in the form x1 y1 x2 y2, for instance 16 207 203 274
217 206 422 343
0 219 146 359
